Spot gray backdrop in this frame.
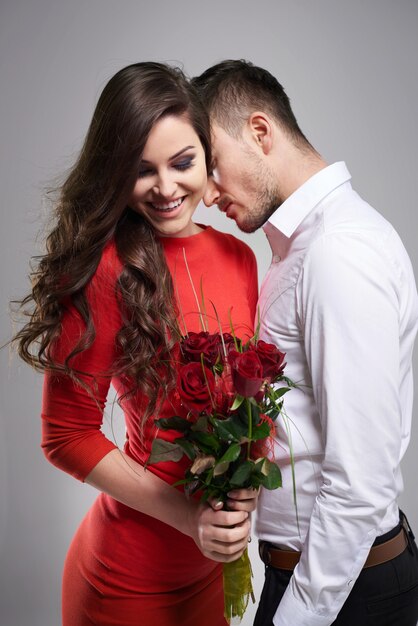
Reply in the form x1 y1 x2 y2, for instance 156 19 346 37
1 1 417 625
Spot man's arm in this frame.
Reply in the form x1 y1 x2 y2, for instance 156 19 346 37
274 230 404 625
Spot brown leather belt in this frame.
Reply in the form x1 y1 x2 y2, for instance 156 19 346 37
259 526 408 571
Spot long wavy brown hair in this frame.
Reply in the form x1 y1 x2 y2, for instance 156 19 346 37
13 61 211 429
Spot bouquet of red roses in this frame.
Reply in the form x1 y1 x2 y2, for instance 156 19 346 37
148 329 294 623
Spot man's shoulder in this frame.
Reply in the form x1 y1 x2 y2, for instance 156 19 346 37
303 190 412 292
323 187 391 233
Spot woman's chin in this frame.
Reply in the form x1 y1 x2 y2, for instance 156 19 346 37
154 218 203 239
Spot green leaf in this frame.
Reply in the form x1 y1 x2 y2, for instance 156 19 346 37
218 442 241 464
275 386 290 398
251 421 272 441
238 401 259 427
282 375 298 388
203 483 229 502
250 402 260 424
148 439 184 465
213 417 247 442
230 461 254 487
172 477 191 486
259 458 282 490
191 415 209 432
155 416 192 432
213 461 230 476
230 395 245 411
264 406 280 421
190 431 221 454
176 438 197 460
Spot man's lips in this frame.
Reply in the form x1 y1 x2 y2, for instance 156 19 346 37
219 201 236 219
218 200 232 214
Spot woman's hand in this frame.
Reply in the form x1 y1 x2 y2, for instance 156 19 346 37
86 450 257 563
187 501 252 563
222 487 259 513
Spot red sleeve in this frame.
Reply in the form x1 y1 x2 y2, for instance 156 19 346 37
41 243 123 482
233 236 259 326
244 244 259 324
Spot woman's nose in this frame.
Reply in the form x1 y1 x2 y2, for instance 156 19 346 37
203 177 220 207
153 173 177 198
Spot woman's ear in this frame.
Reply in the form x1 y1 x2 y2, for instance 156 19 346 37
246 112 274 155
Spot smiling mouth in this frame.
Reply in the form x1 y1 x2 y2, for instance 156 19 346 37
149 196 186 212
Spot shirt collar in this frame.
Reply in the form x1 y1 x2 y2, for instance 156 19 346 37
264 161 352 238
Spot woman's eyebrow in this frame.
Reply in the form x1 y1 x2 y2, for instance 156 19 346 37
141 146 195 164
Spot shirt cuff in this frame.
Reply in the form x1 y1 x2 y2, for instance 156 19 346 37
273 587 334 626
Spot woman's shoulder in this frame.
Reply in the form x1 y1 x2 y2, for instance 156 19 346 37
206 226 256 261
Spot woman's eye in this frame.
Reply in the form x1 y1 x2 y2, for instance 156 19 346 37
174 158 194 171
138 157 194 177
138 168 153 178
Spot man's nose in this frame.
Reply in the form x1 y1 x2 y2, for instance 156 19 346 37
203 177 220 207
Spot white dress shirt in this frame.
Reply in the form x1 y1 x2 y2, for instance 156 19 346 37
256 162 418 625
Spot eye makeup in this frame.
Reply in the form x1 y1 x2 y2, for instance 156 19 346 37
138 153 196 178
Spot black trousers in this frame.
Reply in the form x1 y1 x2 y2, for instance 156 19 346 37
254 516 418 626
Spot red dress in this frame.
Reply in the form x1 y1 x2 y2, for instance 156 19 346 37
41 226 258 626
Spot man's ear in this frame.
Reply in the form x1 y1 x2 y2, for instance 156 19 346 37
246 112 274 155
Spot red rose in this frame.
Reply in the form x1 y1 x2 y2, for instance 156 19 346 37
213 363 235 415
178 362 215 415
252 340 286 380
182 332 221 367
228 349 264 398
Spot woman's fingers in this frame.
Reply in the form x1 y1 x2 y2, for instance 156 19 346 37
194 505 252 562
206 537 251 562
208 497 224 511
208 488 259 513
200 517 251 544
228 487 258 500
203 522 252 562
226 487 258 512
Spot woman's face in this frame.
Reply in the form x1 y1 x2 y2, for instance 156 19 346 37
129 114 207 238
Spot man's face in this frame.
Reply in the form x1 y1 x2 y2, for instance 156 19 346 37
203 124 282 233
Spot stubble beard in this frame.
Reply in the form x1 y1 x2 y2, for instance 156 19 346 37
235 157 282 233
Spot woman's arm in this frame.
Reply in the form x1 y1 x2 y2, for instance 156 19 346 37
86 448 252 562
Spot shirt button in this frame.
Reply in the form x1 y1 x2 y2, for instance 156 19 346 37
272 254 281 263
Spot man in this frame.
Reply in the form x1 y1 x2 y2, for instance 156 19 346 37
193 60 418 625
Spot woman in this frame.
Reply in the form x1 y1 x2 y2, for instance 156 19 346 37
14 62 258 625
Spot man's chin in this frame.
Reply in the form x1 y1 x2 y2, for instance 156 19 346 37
231 218 259 234
232 213 265 234
229 202 279 233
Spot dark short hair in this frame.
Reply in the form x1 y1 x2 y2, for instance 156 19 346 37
193 59 311 148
